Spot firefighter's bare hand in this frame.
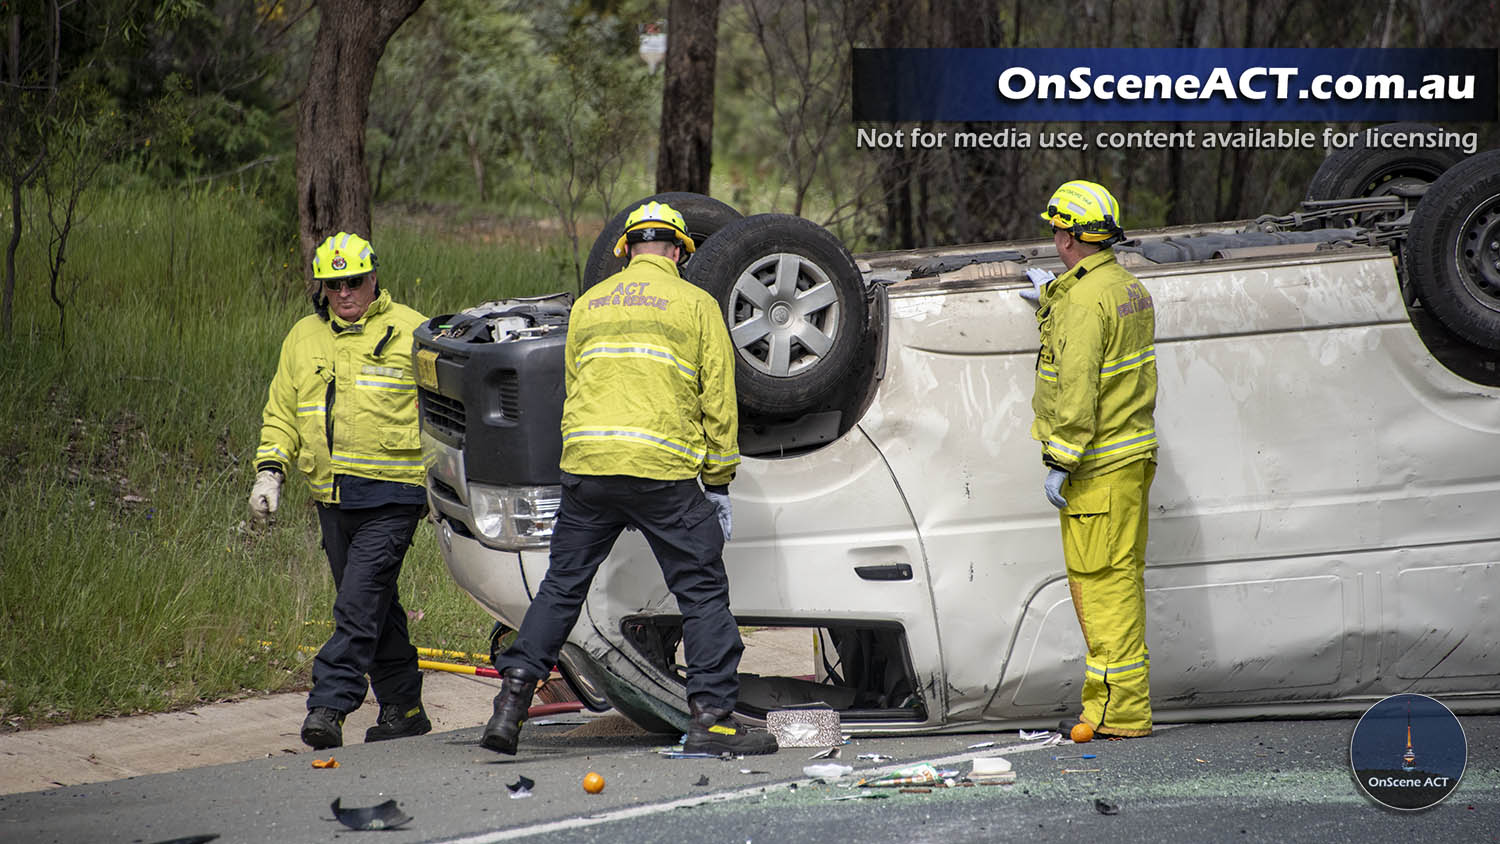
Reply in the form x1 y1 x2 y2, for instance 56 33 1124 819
249 469 283 525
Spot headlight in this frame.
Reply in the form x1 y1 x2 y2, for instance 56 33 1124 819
467 483 562 550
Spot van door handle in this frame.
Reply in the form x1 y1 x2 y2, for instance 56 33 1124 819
855 564 912 581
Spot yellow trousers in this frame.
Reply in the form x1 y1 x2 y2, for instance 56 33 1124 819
1059 459 1155 737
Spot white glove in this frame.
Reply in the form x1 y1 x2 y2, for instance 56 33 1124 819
249 469 283 525
704 489 732 541
1044 468 1069 509
1021 267 1055 304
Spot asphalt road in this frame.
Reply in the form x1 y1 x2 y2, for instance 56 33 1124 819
1 714 1495 844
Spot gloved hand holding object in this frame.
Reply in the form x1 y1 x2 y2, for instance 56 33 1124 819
249 469 283 524
704 489 732 541
1044 468 1069 509
1020 267 1055 303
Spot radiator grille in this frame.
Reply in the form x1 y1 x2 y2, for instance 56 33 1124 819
421 389 466 438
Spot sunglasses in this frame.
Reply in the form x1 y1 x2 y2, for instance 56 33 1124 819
323 275 368 292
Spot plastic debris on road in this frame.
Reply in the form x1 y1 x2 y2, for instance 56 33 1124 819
1095 798 1120 815
807 746 840 760
694 775 710 787
856 753 893 762
1018 729 1053 741
655 744 731 759
967 740 996 749
826 792 889 801
311 757 339 769
802 763 855 779
330 798 412 831
507 775 535 799
968 756 1016 786
856 763 942 788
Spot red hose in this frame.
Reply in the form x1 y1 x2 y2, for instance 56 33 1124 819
529 701 585 717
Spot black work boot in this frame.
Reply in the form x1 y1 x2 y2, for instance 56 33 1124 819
480 669 538 755
301 707 346 750
364 702 433 743
684 698 778 756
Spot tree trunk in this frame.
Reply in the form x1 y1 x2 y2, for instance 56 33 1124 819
296 0 424 290
656 0 719 195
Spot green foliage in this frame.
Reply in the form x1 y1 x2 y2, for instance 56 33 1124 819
0 184 562 726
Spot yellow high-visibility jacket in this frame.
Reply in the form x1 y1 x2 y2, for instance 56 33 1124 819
1031 249 1157 479
256 288 427 502
560 253 740 486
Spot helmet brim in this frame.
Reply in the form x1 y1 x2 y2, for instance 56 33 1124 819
613 222 696 258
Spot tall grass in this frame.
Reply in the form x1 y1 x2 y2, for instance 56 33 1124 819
0 185 576 726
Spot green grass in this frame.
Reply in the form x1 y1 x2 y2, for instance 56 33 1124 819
0 185 573 726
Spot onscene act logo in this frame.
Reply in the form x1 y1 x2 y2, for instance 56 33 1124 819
1350 693 1466 811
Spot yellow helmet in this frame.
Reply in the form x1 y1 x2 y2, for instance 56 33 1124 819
612 201 696 258
313 232 378 279
1040 180 1124 244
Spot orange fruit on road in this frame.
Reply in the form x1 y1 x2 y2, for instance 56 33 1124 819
1070 722 1094 743
582 771 606 794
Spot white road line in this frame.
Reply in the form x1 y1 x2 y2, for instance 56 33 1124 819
430 736 1072 843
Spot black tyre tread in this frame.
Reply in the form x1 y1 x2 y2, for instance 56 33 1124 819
1405 148 1500 350
582 192 742 291
687 214 870 417
1306 122 1467 202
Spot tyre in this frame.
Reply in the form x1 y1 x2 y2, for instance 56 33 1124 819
686 214 871 417
557 646 685 733
1304 123 1468 228
1306 123 1468 202
1404 148 1500 350
582 192 742 290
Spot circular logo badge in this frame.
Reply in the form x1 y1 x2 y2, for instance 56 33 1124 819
331 255 347 271
1350 693 1466 811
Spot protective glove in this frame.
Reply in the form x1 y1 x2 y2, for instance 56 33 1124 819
1020 267 1055 304
249 469 283 525
1044 468 1069 509
703 489 732 541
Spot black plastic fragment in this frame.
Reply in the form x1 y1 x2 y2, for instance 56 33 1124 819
331 797 413 831
694 775 710 787
507 775 536 794
911 250 1026 277
149 836 219 844
1094 798 1120 815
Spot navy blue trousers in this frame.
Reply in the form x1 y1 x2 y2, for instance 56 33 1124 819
309 502 424 713
497 474 744 711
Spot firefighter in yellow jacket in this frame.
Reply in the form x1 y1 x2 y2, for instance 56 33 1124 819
482 201 776 756
1028 181 1157 738
249 232 432 749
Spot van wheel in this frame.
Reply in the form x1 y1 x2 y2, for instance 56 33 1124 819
686 214 870 417
1405 148 1500 350
1307 123 1467 202
582 192 742 290
1305 123 1468 228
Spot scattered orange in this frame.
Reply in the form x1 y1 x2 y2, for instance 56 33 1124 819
1070 722 1094 743
582 771 606 794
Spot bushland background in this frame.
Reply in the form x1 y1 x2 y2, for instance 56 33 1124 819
1 0 1495 729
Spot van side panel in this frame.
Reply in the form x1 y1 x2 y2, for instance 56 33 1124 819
871 249 1500 723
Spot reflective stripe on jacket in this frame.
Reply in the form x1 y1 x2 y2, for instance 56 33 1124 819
256 288 427 503
1031 249 1157 478
560 253 739 486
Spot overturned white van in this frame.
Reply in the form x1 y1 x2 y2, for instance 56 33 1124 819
415 145 1500 734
